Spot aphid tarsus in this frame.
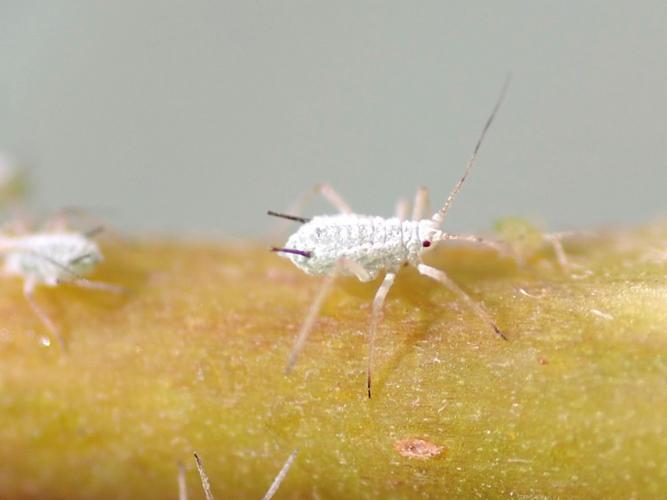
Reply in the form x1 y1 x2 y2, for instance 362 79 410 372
270 78 511 398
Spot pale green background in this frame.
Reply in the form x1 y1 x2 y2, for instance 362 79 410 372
1 1 665 237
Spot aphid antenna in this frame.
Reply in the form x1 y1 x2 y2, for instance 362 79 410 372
431 75 511 231
193 452 215 500
84 226 105 239
267 210 311 224
271 247 312 259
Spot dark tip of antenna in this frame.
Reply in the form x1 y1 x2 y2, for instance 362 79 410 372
267 210 311 224
271 247 312 258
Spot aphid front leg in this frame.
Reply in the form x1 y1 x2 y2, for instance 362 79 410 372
367 271 396 398
412 186 433 221
23 276 66 350
285 258 369 374
416 263 507 340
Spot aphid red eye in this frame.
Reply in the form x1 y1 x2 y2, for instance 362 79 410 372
422 240 431 248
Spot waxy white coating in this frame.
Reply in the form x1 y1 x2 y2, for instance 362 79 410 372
283 214 443 281
1 232 102 286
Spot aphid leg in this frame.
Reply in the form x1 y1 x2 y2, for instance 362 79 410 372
416 263 507 340
45 207 126 243
270 184 352 239
317 183 353 214
395 198 411 221
285 274 336 374
261 449 298 500
193 452 215 500
177 461 188 500
286 258 369 374
69 278 126 294
23 277 66 350
367 272 396 399
412 186 432 221
544 233 570 272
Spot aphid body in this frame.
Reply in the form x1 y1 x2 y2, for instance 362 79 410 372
2 232 102 285
0 223 122 350
284 215 441 281
270 78 511 398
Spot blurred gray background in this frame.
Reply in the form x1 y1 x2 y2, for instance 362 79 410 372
1 1 666 238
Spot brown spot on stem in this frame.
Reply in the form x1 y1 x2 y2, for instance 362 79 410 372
394 438 443 460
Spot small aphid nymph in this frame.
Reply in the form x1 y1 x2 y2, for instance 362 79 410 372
270 78 511 398
0 219 123 349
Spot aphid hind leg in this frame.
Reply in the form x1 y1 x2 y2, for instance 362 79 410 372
285 274 336 374
412 186 432 221
544 233 570 272
285 258 368 375
367 271 396 399
394 198 411 221
270 184 353 239
23 277 66 350
416 263 507 340
283 183 352 217
193 452 214 500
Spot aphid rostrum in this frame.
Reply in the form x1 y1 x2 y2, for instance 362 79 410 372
0 217 123 349
270 79 510 398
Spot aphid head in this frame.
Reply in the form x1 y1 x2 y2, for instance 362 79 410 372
417 219 442 251
67 240 103 275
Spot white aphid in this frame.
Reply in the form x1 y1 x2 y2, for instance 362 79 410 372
284 215 443 281
0 224 122 349
271 78 511 398
2 232 102 285
0 151 27 205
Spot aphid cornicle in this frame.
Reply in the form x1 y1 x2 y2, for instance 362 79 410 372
0 219 123 350
270 78 510 398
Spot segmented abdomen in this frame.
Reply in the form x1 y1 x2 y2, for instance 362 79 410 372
285 215 420 280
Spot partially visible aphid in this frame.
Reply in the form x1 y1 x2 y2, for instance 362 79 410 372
494 216 581 272
0 151 29 209
0 216 123 349
269 79 510 398
191 449 298 500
